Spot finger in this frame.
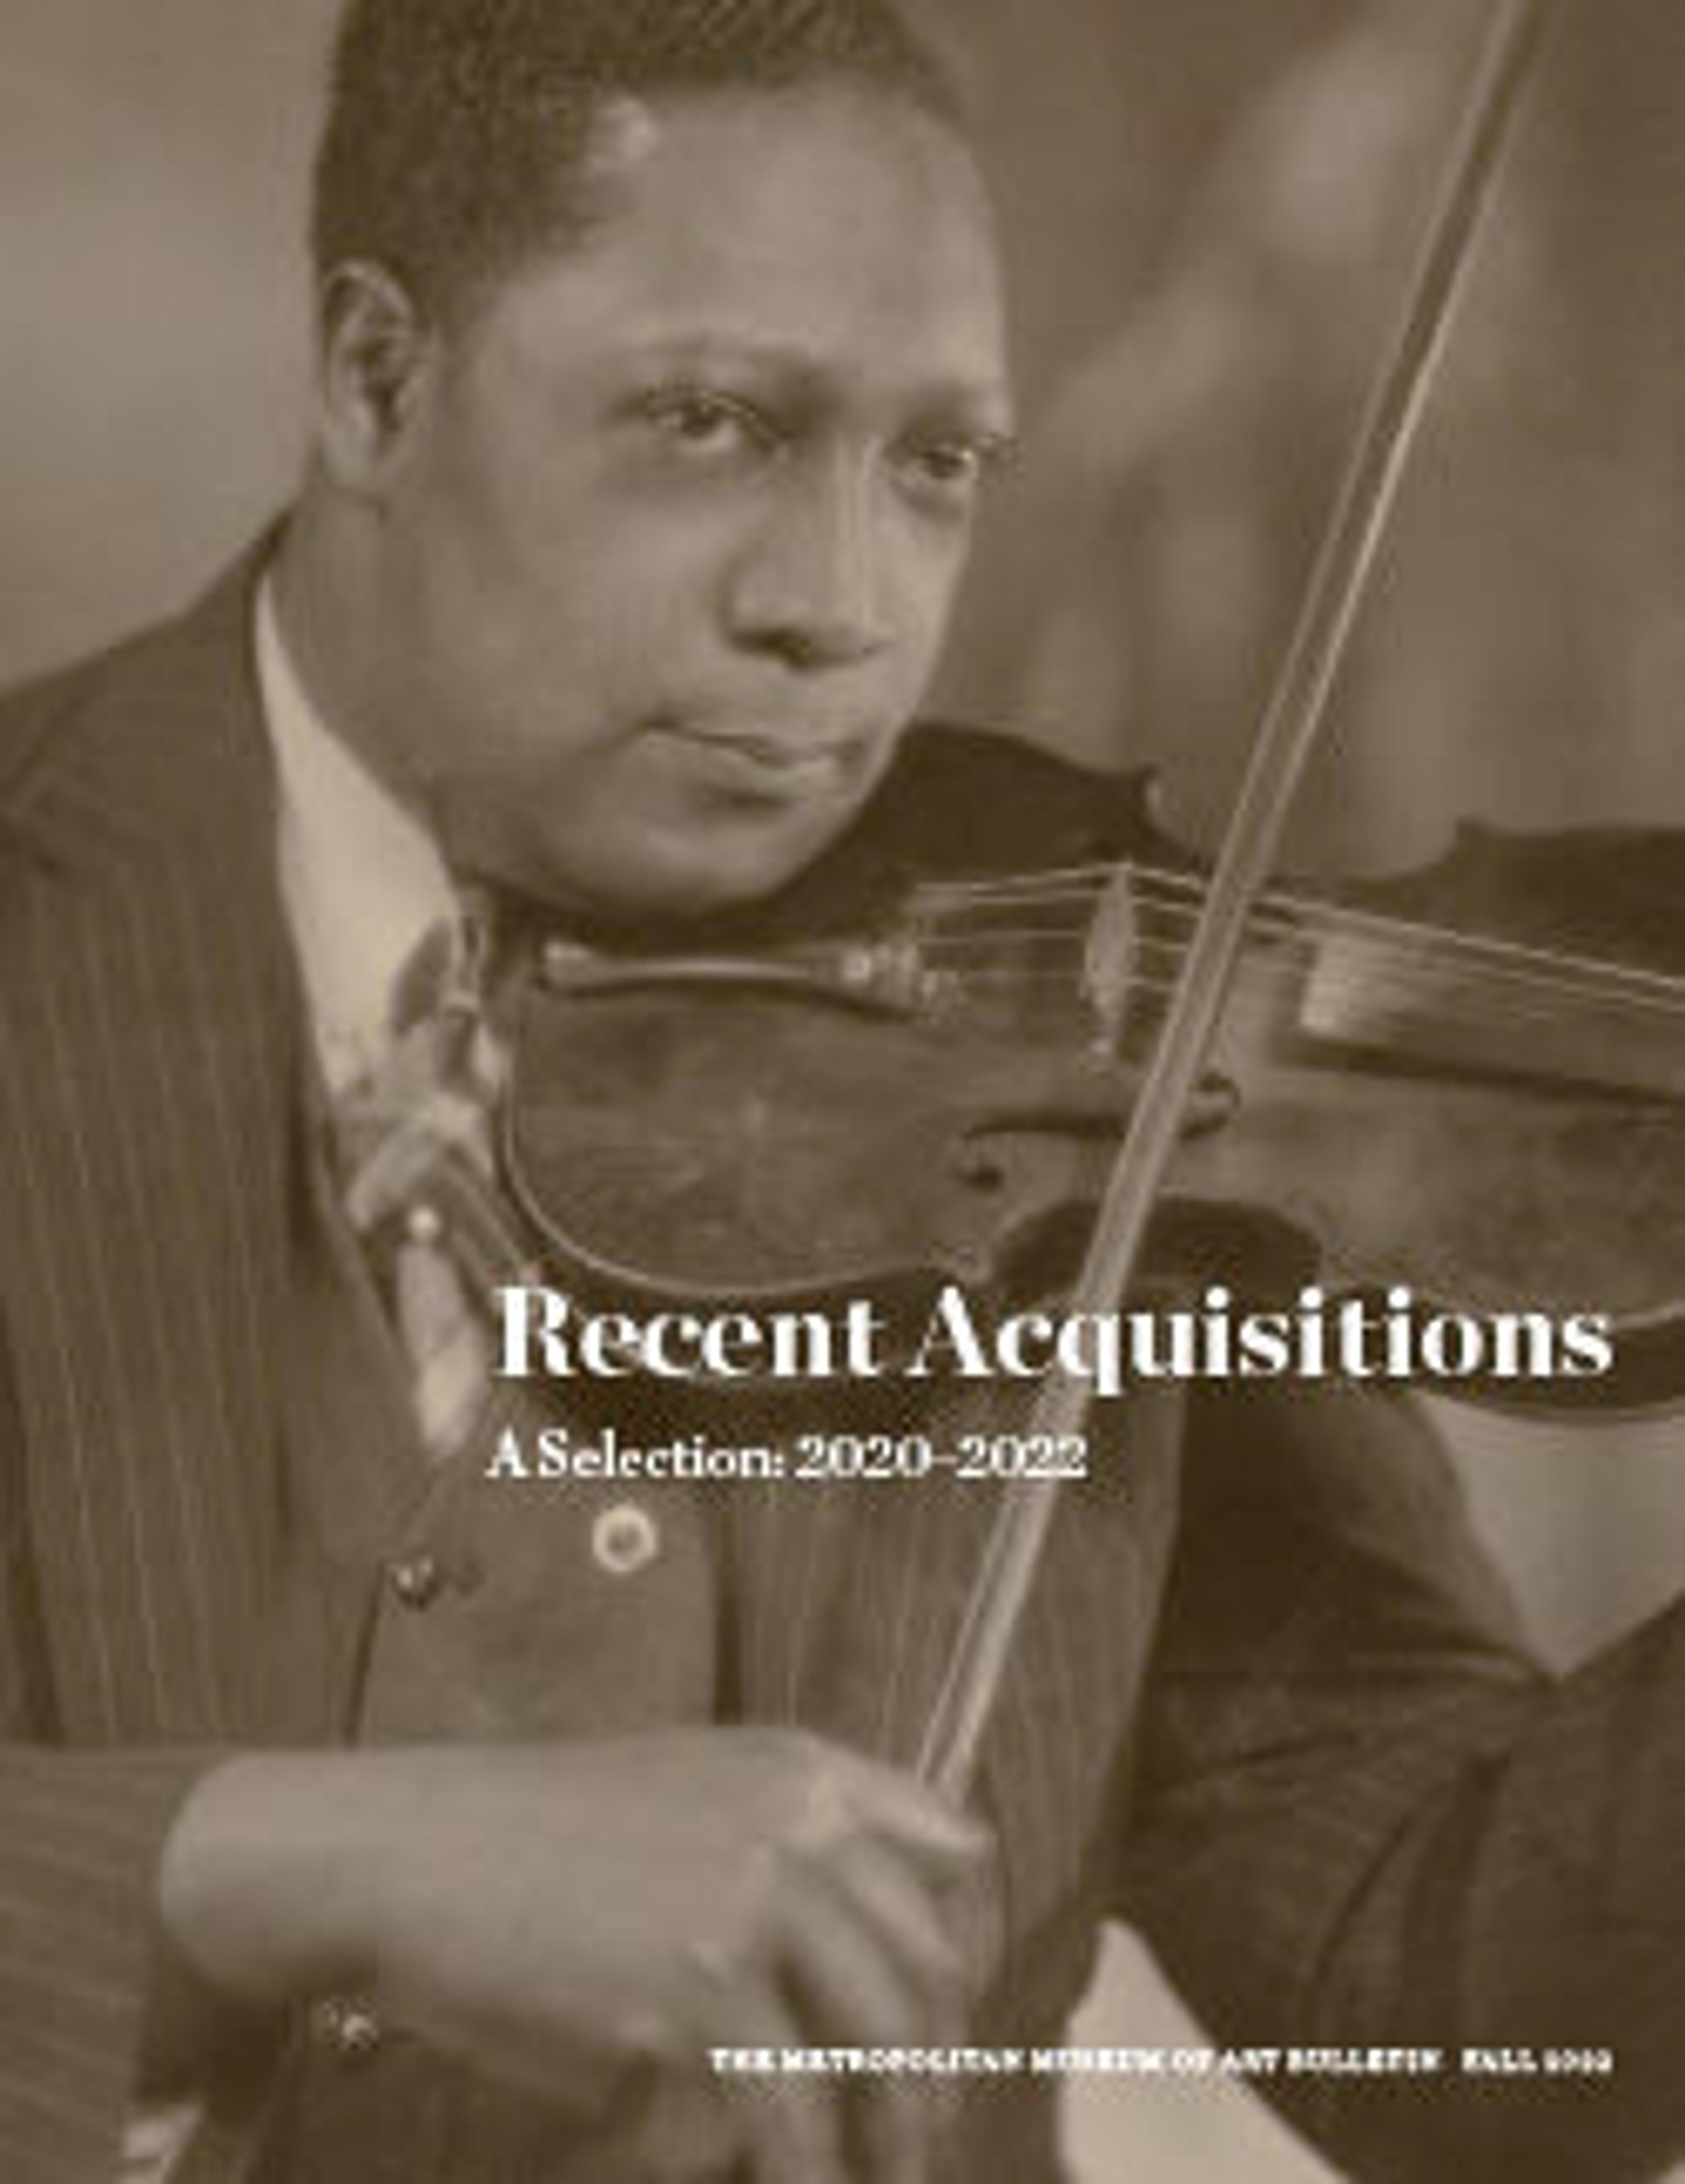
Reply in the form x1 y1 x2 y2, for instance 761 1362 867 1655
827 1799 1004 2023
781 1860 928 2046
694 1952 847 2184
825 1836 972 2031
853 2066 945 2184
932 1843 1008 2012
775 1871 943 2184
810 1841 989 2172
823 1750 991 1875
611 2068 743 2180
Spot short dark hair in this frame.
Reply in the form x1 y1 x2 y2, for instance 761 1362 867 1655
312 0 960 325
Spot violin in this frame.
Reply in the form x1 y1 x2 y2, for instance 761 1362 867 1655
504 737 1685 1417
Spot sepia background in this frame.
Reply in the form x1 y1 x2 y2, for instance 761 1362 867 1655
3 2 1681 2176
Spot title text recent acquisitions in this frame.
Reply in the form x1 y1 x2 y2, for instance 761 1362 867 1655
495 1283 1613 1397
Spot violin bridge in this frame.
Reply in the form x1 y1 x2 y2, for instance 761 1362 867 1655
1082 865 1140 1060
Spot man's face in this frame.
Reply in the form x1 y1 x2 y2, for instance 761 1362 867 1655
360 84 1013 920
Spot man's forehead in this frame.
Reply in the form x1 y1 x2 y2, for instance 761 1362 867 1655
504 82 1012 413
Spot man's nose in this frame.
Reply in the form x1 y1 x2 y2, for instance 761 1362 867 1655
724 456 895 670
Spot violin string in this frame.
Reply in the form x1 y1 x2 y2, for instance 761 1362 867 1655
902 869 1685 1028
932 950 1603 1018
903 919 1685 1057
912 857 1685 1005
923 959 1685 1077
1138 874 1685 1007
912 913 1685 1019
936 953 1648 1025
917 939 1685 1044
908 855 1685 993
914 923 1685 1033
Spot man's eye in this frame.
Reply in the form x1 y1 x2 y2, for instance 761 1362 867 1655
639 389 774 459
900 432 1015 508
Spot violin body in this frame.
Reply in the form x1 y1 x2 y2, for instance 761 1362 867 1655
505 728 1685 1413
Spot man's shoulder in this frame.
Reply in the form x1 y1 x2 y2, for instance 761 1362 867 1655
0 548 267 851
0 619 188 811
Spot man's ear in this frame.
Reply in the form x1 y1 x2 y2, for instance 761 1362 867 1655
313 261 435 495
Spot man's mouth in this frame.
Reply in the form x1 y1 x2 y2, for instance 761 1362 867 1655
645 719 870 801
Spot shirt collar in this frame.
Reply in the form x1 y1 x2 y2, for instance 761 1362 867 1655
255 576 458 1095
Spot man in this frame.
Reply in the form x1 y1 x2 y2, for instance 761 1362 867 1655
0 4 1680 2182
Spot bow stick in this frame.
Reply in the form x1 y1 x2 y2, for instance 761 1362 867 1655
915 0 1556 1803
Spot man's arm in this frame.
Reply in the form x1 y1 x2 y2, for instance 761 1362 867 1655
0 1749 220 2183
5 1721 987 2184
0 1311 231 2182
1117 1382 1685 2184
3 1370 989 2184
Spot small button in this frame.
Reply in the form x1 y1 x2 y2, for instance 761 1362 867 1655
387 1553 444 1610
592 1503 661 1578
311 1997 383 2064
405 1202 444 1246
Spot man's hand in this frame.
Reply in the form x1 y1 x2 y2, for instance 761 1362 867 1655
157 1729 995 2184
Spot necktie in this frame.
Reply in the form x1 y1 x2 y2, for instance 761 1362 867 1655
334 905 518 1460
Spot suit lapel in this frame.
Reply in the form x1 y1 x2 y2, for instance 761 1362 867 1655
0 552 310 1739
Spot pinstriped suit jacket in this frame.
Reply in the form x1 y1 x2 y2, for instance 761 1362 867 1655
2 550 1682 2184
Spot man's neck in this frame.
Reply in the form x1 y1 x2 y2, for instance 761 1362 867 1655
268 491 431 830
256 553 458 1096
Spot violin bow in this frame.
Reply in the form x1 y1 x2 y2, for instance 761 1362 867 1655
915 0 1556 1804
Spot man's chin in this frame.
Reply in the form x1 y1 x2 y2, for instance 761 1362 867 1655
493 812 848 927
